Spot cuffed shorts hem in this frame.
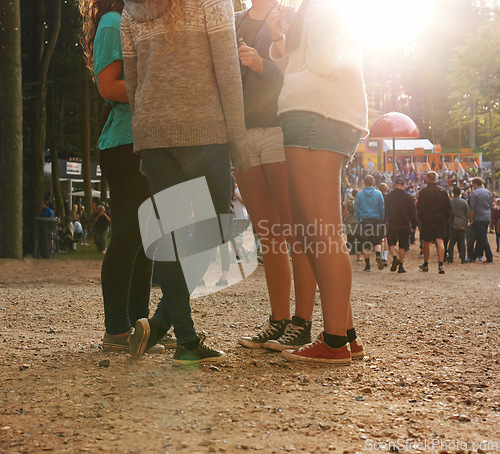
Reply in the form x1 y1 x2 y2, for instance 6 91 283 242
247 127 286 168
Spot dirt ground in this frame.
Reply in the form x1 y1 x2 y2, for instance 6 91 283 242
0 236 499 454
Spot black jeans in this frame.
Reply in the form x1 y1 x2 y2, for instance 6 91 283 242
99 144 153 335
448 228 466 261
140 144 233 345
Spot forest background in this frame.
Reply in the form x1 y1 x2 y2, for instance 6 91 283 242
0 0 499 259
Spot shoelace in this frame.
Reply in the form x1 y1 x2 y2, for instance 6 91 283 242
296 336 322 353
279 324 304 343
254 322 281 341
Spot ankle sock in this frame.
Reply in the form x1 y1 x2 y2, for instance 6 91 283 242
291 315 307 326
375 251 381 259
346 328 357 343
383 251 388 260
323 332 348 349
365 258 370 266
438 261 443 267
423 262 428 266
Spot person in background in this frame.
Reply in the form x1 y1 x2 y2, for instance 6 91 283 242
40 201 54 218
447 186 469 264
468 177 493 263
79 0 165 355
417 171 451 274
492 198 500 252
78 205 90 245
385 177 417 273
355 175 385 272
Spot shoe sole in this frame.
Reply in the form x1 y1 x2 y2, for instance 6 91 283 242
102 343 129 353
419 267 428 272
172 355 226 367
146 344 166 354
160 340 178 349
282 350 351 365
376 257 384 270
439 270 445 274
129 319 150 360
351 351 365 360
238 338 267 348
263 340 312 352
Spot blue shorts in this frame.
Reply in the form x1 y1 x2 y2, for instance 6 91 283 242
281 111 361 160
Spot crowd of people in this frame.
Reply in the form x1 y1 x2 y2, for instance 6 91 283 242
342 172 498 275
74 0 498 370
39 200 110 253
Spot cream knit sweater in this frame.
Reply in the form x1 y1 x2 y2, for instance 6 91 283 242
121 0 250 171
270 0 368 136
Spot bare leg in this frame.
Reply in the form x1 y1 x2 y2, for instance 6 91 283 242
423 241 430 262
259 162 316 321
285 148 353 336
236 166 292 321
435 238 445 262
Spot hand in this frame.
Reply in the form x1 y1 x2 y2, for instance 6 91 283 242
238 45 264 73
265 7 290 41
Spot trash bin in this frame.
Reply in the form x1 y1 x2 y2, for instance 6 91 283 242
34 217 58 259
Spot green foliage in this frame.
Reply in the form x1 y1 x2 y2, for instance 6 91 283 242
448 18 500 170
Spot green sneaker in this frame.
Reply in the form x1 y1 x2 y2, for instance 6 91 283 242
172 334 225 367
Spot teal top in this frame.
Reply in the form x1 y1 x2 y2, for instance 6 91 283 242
93 11 133 150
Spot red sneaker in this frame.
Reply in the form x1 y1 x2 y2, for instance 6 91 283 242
350 338 364 360
282 333 351 365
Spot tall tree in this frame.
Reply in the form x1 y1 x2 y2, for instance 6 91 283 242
23 0 61 254
81 60 94 216
0 0 23 259
449 19 500 186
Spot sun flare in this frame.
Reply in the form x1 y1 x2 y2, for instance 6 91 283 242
354 0 435 50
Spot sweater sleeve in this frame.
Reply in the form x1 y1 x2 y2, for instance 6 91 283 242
120 11 137 114
269 42 289 73
204 0 250 171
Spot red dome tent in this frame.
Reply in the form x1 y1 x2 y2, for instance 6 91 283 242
368 112 420 181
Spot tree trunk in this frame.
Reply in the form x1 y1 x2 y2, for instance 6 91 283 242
25 0 61 254
81 59 93 216
0 0 23 259
50 149 65 218
49 61 65 218
100 173 108 204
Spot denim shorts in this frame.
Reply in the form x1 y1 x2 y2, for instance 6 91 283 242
281 111 362 160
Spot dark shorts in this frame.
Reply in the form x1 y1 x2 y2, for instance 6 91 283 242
387 226 411 250
420 223 446 242
360 218 385 250
281 111 361 160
